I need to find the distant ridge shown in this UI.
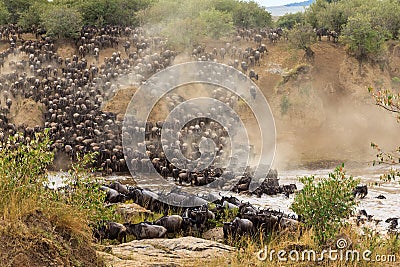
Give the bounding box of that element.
[284,0,314,7]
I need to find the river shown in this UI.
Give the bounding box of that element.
[49,164,399,234]
[266,6,307,17]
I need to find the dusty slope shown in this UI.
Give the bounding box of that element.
[106,39,399,169]
[64,37,400,170]
[252,41,400,169]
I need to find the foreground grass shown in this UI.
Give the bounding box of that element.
[0,132,112,266]
[199,225,399,267]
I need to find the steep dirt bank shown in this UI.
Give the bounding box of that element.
[97,40,398,170]
[104,39,400,170]
[251,41,400,170]
[0,210,100,267]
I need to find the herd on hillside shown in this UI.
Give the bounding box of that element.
[0,23,396,241]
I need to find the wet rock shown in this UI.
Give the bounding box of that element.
[99,236,235,267]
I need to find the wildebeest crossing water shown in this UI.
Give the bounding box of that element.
[48,164,400,236]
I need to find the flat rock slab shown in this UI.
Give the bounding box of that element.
[99,236,235,267]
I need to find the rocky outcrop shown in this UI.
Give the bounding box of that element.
[114,203,153,222]
[98,236,235,267]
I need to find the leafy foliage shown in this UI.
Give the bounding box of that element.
[198,9,234,39]
[291,165,359,245]
[342,13,390,61]
[0,1,10,24]
[1,0,44,24]
[0,131,53,218]
[0,130,117,231]
[276,12,305,30]
[231,0,272,29]
[79,0,152,27]
[40,5,83,38]
[288,23,316,51]
[142,0,271,47]
[55,152,118,227]
[369,87,400,181]
[17,1,46,30]
[288,23,316,61]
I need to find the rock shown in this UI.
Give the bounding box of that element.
[115,203,153,221]
[202,227,224,242]
[99,236,235,267]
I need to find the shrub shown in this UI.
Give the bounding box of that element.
[342,13,390,62]
[0,131,54,219]
[54,152,119,227]
[276,12,305,30]
[0,1,10,24]
[40,5,83,38]
[291,165,359,245]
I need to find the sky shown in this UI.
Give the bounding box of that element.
[255,0,300,7]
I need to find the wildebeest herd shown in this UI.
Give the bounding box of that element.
[94,180,299,243]
[1,23,396,243]
[0,24,339,178]
[0,24,176,174]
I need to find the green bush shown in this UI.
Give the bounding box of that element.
[0,131,53,219]
[0,1,10,24]
[291,165,359,245]
[54,152,119,227]
[0,130,117,228]
[40,5,83,38]
[276,12,305,30]
[288,22,316,61]
[342,13,390,61]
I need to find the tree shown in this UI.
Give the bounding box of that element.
[142,0,268,47]
[40,5,83,38]
[291,165,359,245]
[78,0,153,27]
[2,0,46,24]
[374,0,400,39]
[305,0,329,28]
[0,1,10,24]
[17,1,48,31]
[341,13,390,65]
[198,9,234,39]
[276,12,305,30]
[232,0,272,28]
[288,23,316,62]
[318,1,348,33]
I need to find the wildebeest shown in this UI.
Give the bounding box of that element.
[182,205,215,232]
[108,181,129,195]
[95,222,127,243]
[100,185,126,203]
[353,185,368,199]
[124,222,167,239]
[249,69,258,81]
[154,215,183,233]
[385,217,399,231]
[223,217,254,238]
